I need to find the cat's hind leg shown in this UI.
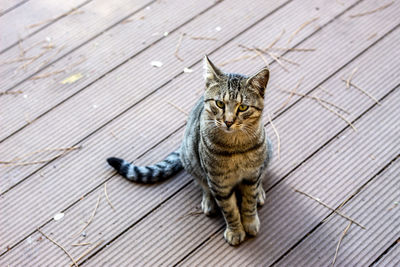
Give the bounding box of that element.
[201,188,217,216]
[257,182,266,206]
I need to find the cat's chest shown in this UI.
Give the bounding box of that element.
[200,141,266,179]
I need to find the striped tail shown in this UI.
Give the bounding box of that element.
[106,151,183,183]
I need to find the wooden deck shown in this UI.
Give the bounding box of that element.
[1,0,399,266]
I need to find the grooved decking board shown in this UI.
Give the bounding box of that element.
[0,0,220,142]
[85,27,400,265]
[1,0,398,264]
[377,242,400,266]
[0,0,298,192]
[0,0,294,255]
[0,0,223,188]
[0,0,362,261]
[180,85,400,266]
[0,0,172,91]
[0,0,90,52]
[2,5,398,264]
[0,0,28,16]
[277,158,400,266]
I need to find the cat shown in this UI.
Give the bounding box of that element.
[107,55,272,246]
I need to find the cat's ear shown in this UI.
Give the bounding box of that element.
[247,67,269,98]
[203,55,223,87]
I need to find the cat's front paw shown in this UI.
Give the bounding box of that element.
[242,214,260,236]
[223,227,246,246]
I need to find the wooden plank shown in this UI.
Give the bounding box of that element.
[86,22,400,265]
[0,0,221,188]
[0,0,292,256]
[0,0,91,52]
[180,86,400,266]
[277,158,400,266]
[377,242,400,266]
[0,0,28,16]
[0,0,295,192]
[1,0,398,264]
[0,0,173,91]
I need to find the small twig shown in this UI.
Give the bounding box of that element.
[36,44,66,71]
[293,189,365,229]
[287,17,319,44]
[266,29,286,50]
[71,242,92,247]
[336,0,345,6]
[0,90,23,96]
[18,38,25,57]
[69,240,104,267]
[275,77,304,113]
[268,113,280,160]
[266,51,289,72]
[30,70,66,80]
[346,67,358,89]
[190,36,217,41]
[367,33,377,41]
[1,146,82,164]
[174,33,185,62]
[32,55,86,80]
[167,101,189,115]
[26,8,84,28]
[176,210,203,221]
[315,96,357,131]
[253,48,270,67]
[104,182,116,211]
[272,53,300,66]
[341,78,381,105]
[0,57,36,65]
[26,18,55,29]
[18,50,49,70]
[278,89,350,114]
[218,54,257,67]
[37,228,78,267]
[72,193,101,239]
[318,85,333,96]
[332,222,352,266]
[349,1,394,18]
[268,47,316,52]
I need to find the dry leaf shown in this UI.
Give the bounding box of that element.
[61,73,83,84]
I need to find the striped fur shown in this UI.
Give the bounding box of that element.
[107,55,272,246]
[107,151,182,183]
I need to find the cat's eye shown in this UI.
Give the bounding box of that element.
[238,104,249,112]
[215,100,225,109]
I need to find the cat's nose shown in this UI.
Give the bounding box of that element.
[225,121,234,128]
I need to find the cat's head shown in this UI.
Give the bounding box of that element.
[202,55,269,133]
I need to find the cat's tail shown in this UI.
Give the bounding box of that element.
[106,151,183,183]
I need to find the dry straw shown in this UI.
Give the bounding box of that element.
[349,1,394,18]
[294,188,366,229]
[72,193,102,239]
[174,33,185,62]
[332,222,352,266]
[69,240,104,267]
[104,182,116,211]
[37,228,78,267]
[315,96,357,132]
[287,17,319,44]
[268,113,280,160]
[341,78,381,105]
[275,77,304,114]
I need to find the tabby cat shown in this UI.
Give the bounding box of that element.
[107,56,272,245]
